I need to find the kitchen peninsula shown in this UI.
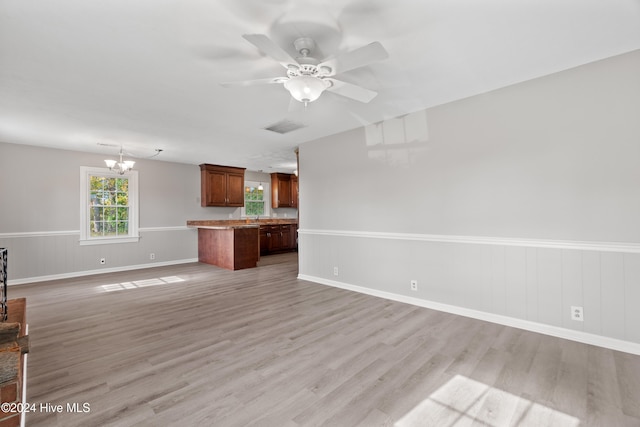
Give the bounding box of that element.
[187,219,297,270]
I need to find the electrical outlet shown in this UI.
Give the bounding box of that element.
[410,280,418,291]
[100,258,106,265]
[333,267,339,276]
[150,253,155,260]
[571,306,584,321]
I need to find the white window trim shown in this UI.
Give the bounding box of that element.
[79,166,140,245]
[241,180,271,218]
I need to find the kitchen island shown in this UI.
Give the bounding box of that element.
[187,219,297,270]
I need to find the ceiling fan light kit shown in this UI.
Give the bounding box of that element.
[284,74,331,105]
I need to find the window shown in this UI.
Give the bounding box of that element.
[242,181,269,217]
[80,167,139,245]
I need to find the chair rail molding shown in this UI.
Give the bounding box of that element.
[298,229,640,254]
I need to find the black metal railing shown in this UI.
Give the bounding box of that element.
[0,248,7,321]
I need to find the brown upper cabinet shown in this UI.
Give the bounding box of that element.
[291,176,298,208]
[271,173,298,208]
[200,164,246,207]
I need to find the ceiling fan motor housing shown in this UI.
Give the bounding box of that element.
[293,37,316,56]
[287,63,319,78]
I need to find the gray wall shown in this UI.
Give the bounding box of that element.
[0,142,296,282]
[298,49,640,350]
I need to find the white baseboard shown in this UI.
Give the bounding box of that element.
[9,258,199,286]
[298,274,640,356]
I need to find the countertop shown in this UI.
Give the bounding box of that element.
[187,218,297,229]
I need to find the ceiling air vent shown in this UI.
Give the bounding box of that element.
[263,119,306,134]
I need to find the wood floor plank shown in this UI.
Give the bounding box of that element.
[8,252,640,426]
[613,351,640,419]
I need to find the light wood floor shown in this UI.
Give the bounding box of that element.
[10,253,640,426]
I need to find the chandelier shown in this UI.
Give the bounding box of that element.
[104,148,135,175]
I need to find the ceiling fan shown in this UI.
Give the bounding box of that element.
[221,34,389,106]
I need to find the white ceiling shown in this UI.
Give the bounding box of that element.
[1,0,639,173]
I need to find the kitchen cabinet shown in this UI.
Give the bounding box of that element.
[259,226,270,255]
[271,173,298,208]
[200,164,245,207]
[189,219,297,264]
[259,223,298,256]
[281,224,292,249]
[291,176,298,208]
[195,226,259,270]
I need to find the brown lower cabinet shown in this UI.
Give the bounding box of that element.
[259,224,297,256]
[198,227,259,270]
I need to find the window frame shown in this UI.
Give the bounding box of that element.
[79,166,139,245]
[241,180,270,218]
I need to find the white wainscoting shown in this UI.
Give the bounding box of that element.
[0,227,198,284]
[298,229,640,355]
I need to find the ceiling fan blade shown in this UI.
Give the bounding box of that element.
[242,34,299,69]
[319,42,389,76]
[220,77,286,87]
[326,79,378,103]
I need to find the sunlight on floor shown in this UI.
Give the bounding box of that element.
[99,276,185,292]
[395,374,580,427]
